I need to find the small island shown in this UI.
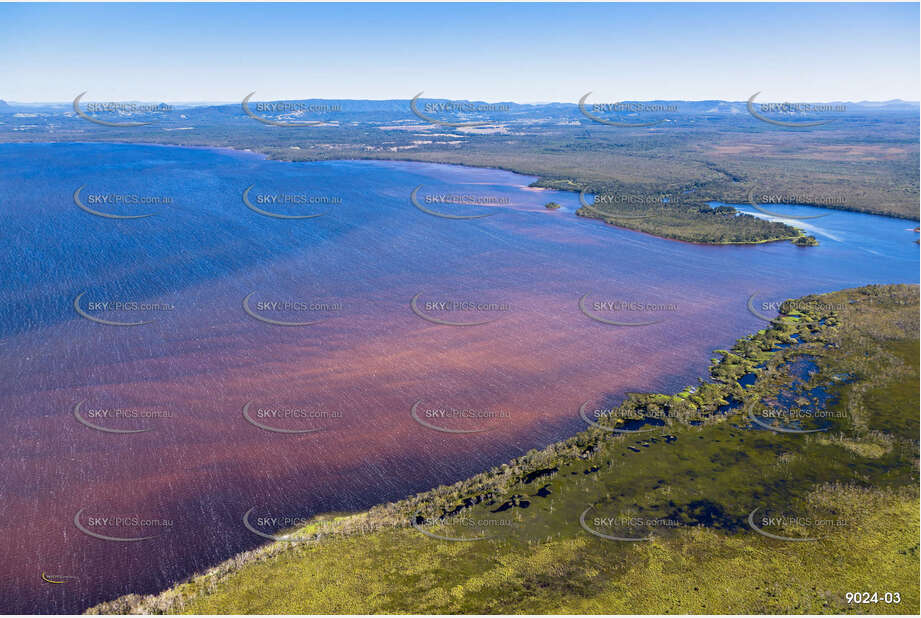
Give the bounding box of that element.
[544,201,561,210]
[793,234,820,246]
[573,189,810,246]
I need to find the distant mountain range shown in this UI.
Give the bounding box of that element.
[1,98,918,114]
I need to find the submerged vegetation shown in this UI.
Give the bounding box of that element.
[90,285,920,615]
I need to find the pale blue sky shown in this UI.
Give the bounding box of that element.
[1,2,918,102]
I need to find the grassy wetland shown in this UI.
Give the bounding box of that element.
[89,284,920,615]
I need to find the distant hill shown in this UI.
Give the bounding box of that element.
[851,99,920,111]
[1,97,917,115]
[0,101,72,113]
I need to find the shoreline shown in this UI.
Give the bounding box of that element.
[3,140,812,245]
[573,210,808,247]
[87,284,921,614]
[4,134,907,611]
[5,138,917,224]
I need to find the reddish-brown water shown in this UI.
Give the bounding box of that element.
[0,144,916,612]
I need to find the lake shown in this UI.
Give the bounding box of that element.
[0,143,917,613]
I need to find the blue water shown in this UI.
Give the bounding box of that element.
[0,142,917,613]
[718,199,919,268]
[0,144,916,342]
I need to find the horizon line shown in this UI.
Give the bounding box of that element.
[5,97,920,106]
